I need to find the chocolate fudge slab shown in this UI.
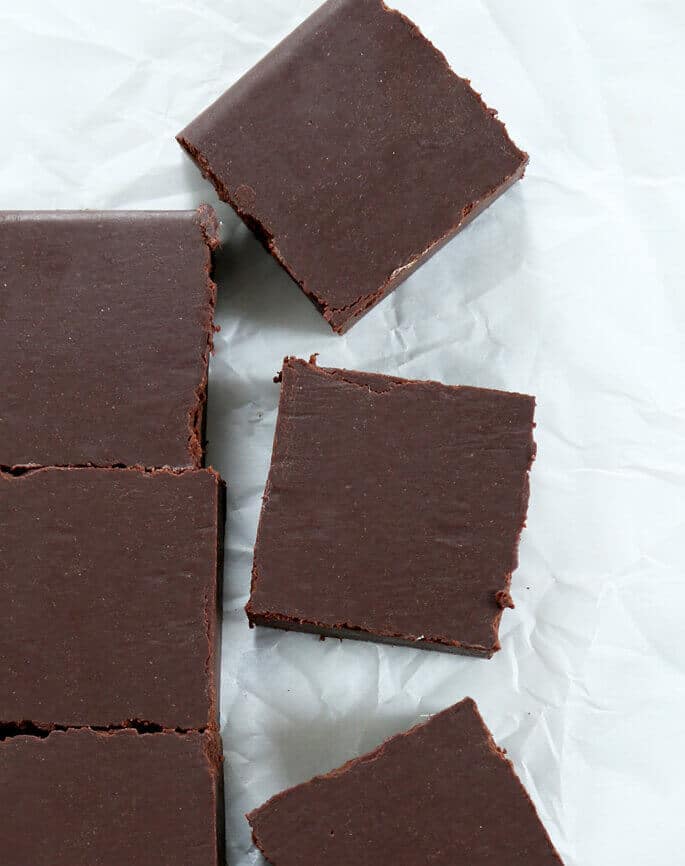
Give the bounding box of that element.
[0,207,219,470]
[0,729,224,866]
[247,358,535,657]
[177,0,528,333]
[0,467,225,730]
[248,699,564,865]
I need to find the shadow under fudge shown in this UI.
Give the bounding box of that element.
[211,222,335,338]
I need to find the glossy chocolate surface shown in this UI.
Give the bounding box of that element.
[248,358,535,656]
[0,467,224,730]
[178,0,527,332]
[249,699,564,865]
[0,729,224,866]
[0,207,218,469]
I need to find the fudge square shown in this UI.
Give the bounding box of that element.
[177,0,527,333]
[248,698,564,866]
[247,358,536,656]
[0,207,219,470]
[0,729,224,866]
[0,467,225,731]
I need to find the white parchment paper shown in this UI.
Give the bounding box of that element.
[2,2,684,864]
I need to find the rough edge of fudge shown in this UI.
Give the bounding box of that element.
[177,1,528,334]
[189,204,221,467]
[210,471,227,731]
[246,614,501,658]
[202,464,226,732]
[0,727,226,866]
[203,727,227,866]
[246,356,536,658]
[0,465,226,737]
[247,698,564,866]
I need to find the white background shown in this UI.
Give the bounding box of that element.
[2,1,684,864]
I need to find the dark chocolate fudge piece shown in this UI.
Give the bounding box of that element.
[0,207,219,469]
[0,467,225,730]
[247,358,535,656]
[0,728,224,866]
[178,0,527,333]
[248,698,564,866]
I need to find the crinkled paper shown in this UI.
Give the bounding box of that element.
[2,2,684,864]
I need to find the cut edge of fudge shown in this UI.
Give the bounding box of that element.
[202,464,227,733]
[0,464,226,736]
[0,724,225,758]
[246,356,536,658]
[177,0,528,334]
[247,698,564,866]
[187,203,221,468]
[245,612,505,658]
[209,466,227,732]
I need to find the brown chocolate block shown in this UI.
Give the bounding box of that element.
[177,0,528,333]
[247,358,536,657]
[0,728,224,866]
[0,207,219,470]
[248,698,564,866]
[0,467,225,731]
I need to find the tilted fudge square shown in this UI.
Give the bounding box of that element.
[178,0,527,333]
[247,357,536,656]
[0,466,225,731]
[0,206,219,469]
[248,698,564,865]
[0,729,224,866]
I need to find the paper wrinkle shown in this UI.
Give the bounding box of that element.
[2,0,684,864]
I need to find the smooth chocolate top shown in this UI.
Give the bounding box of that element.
[0,729,223,866]
[0,467,224,730]
[249,698,564,865]
[0,207,218,469]
[178,0,527,332]
[248,358,535,655]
